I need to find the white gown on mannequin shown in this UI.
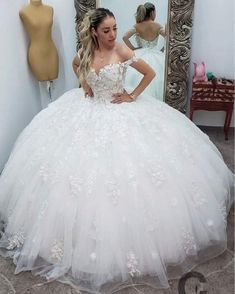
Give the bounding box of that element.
[0,56,234,292]
[125,35,165,100]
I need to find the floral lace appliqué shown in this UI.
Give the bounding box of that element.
[191,181,208,208]
[182,230,197,255]
[126,251,141,277]
[7,231,25,250]
[50,240,64,262]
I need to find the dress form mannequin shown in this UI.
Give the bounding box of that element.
[19,0,59,103]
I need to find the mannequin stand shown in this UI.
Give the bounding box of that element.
[39,80,55,109]
[46,80,54,102]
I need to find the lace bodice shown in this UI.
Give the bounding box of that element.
[86,56,138,102]
[135,35,159,49]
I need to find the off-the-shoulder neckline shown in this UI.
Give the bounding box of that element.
[90,56,137,76]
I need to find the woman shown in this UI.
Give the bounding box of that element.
[0,7,233,292]
[123,2,166,100]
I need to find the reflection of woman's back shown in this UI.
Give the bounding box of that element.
[123,3,166,100]
[19,1,59,81]
[135,22,162,48]
[136,20,162,41]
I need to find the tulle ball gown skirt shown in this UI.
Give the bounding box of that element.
[0,87,234,291]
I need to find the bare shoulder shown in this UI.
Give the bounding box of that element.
[115,43,134,62]
[153,22,163,30]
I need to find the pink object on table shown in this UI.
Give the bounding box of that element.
[193,62,208,82]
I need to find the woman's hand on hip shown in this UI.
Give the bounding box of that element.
[111,90,135,104]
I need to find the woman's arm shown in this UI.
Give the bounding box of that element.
[159,24,166,38]
[122,28,139,50]
[128,59,156,99]
[111,46,155,104]
[72,54,93,96]
[72,55,80,76]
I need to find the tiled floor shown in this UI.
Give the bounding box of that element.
[0,126,234,294]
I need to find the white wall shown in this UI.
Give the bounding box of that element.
[189,0,234,126]
[0,1,78,171]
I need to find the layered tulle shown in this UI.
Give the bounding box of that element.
[0,59,234,292]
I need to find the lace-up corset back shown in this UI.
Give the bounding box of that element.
[135,35,159,49]
[86,56,137,102]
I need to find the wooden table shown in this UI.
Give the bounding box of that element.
[190,79,235,140]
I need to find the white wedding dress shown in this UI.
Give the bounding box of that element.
[125,35,165,100]
[0,56,234,292]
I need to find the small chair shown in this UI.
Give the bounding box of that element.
[190,79,235,140]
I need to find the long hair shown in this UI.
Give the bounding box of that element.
[135,2,155,23]
[78,8,115,83]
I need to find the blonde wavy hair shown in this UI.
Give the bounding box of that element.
[136,2,155,23]
[78,8,115,83]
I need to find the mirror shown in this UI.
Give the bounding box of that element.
[74,0,195,113]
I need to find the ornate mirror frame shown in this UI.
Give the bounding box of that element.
[74,0,195,113]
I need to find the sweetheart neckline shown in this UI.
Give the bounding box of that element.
[89,55,138,76]
[91,61,123,76]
